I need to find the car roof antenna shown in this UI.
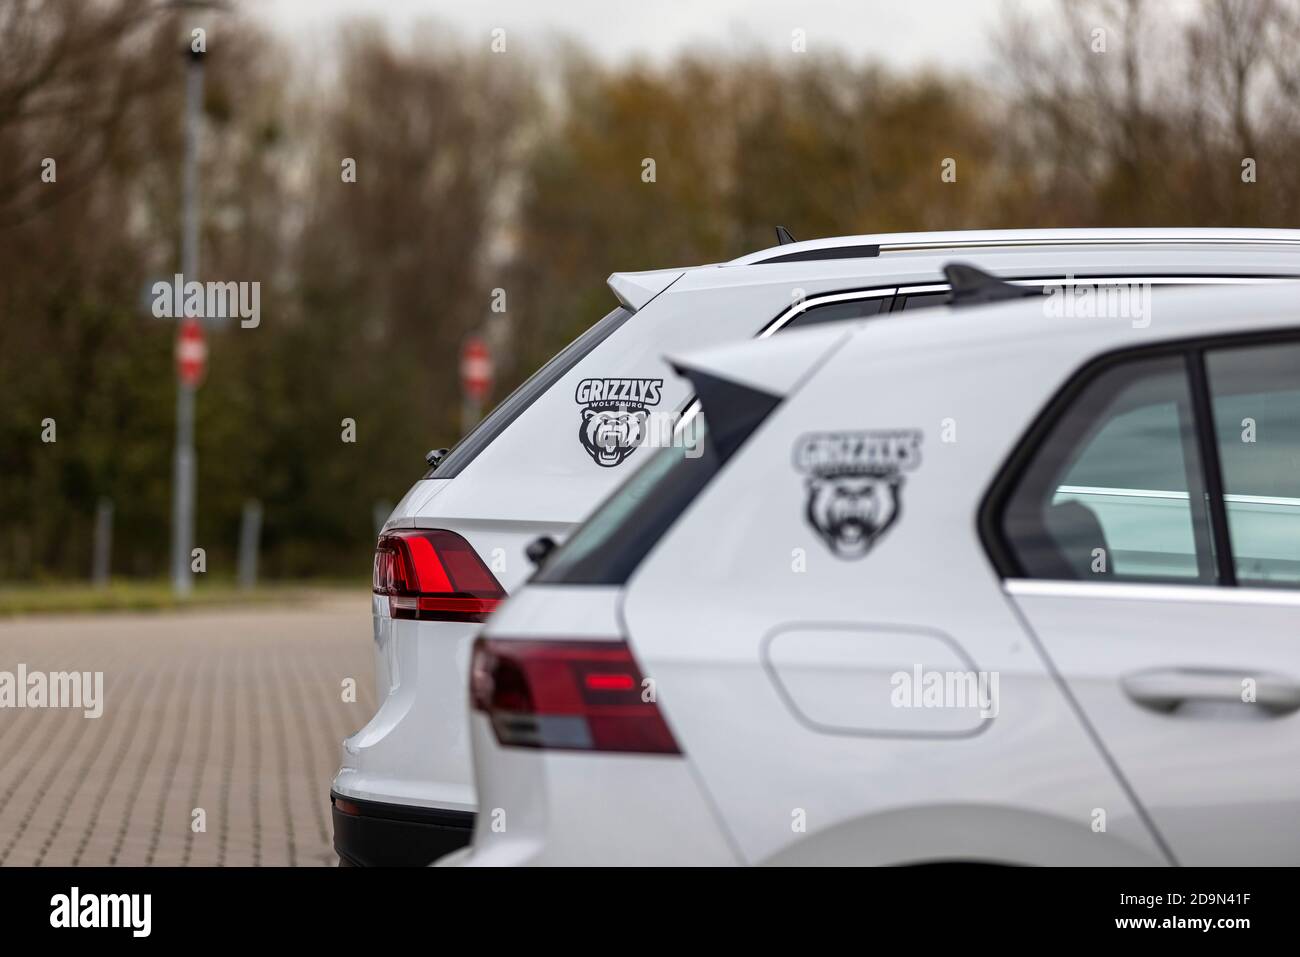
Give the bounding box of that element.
[943,263,1043,307]
[775,226,796,245]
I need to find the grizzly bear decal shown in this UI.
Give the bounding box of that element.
[575,377,663,467]
[793,430,923,559]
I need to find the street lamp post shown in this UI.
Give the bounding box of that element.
[170,38,203,596]
[167,0,227,596]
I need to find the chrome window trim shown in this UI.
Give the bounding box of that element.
[673,396,702,437]
[1016,276,1292,286]
[1058,484,1300,508]
[1005,578,1300,606]
[1057,485,1189,501]
[758,274,1296,339]
[758,287,898,339]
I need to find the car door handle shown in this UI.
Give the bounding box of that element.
[1121,668,1300,716]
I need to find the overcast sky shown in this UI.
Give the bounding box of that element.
[251,0,1021,73]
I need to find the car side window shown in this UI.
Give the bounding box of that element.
[1207,342,1300,586]
[898,291,950,310]
[781,296,887,331]
[1001,355,1219,583]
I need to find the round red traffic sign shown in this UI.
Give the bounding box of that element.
[460,335,493,401]
[176,317,207,388]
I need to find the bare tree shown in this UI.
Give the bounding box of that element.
[0,0,173,228]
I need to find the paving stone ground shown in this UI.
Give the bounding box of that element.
[0,593,375,867]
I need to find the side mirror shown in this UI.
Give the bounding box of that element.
[424,448,449,471]
[525,535,557,567]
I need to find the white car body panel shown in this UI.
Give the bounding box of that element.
[1008,582,1300,865]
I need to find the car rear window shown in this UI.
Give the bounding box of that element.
[430,306,634,478]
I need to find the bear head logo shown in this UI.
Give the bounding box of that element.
[804,470,902,559]
[574,377,663,467]
[793,430,922,560]
[580,407,650,467]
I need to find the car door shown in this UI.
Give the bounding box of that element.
[993,337,1300,865]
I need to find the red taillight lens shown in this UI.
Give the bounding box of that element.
[470,638,681,754]
[373,530,505,623]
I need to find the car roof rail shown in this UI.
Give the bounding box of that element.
[943,263,1044,307]
[754,243,882,265]
[731,227,1300,267]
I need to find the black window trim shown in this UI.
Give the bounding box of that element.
[1175,362,1216,583]
[1186,351,1237,586]
[978,327,1300,588]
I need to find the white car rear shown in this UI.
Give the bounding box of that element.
[333,228,1300,865]
[458,277,1300,866]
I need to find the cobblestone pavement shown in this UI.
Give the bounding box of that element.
[0,593,375,866]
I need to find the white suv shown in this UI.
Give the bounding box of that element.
[457,278,1300,866]
[332,229,1300,865]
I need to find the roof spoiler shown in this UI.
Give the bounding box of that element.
[668,362,782,461]
[606,269,683,312]
[667,324,851,458]
[943,263,1043,307]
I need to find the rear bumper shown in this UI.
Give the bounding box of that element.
[332,611,480,825]
[331,791,474,867]
[461,714,741,866]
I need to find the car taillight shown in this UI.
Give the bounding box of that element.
[372,530,505,623]
[470,638,681,754]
